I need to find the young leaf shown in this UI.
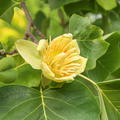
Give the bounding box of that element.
[69,14,109,70]
[96,0,117,10]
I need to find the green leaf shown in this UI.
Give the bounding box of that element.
[103,5,120,33]
[34,11,49,35]
[0,0,19,23]
[13,64,41,87]
[112,68,120,79]
[0,55,41,87]
[0,56,15,71]
[0,69,17,83]
[98,79,120,119]
[48,0,80,9]
[0,5,15,23]
[88,32,120,82]
[0,56,20,83]
[0,81,100,120]
[96,0,117,10]
[77,74,120,120]
[69,14,109,70]
[64,0,95,16]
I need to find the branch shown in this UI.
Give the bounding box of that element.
[0,50,17,56]
[20,2,45,39]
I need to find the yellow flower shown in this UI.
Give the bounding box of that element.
[16,33,87,82]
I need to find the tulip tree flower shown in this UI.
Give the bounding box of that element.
[16,33,87,83]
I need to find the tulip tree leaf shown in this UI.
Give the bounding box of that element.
[98,79,120,119]
[88,32,120,82]
[0,81,100,120]
[69,14,109,70]
[96,0,117,10]
[76,75,120,120]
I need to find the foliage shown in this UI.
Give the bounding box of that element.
[0,0,120,120]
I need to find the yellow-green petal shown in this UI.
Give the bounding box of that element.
[37,39,48,58]
[77,56,88,73]
[53,75,74,82]
[41,62,55,79]
[16,40,41,69]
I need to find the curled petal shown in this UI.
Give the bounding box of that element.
[53,75,74,82]
[41,62,55,80]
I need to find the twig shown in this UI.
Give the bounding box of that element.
[0,50,17,56]
[26,32,38,43]
[20,2,45,39]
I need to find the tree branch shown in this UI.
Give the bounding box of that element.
[20,2,45,39]
[0,50,17,56]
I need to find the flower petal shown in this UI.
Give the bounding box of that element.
[53,75,74,82]
[37,39,48,58]
[63,39,80,54]
[41,62,55,80]
[76,56,88,73]
[46,33,73,57]
[16,40,41,69]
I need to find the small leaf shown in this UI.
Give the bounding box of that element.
[0,56,15,71]
[0,69,17,83]
[96,0,117,10]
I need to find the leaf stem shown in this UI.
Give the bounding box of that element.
[40,87,48,120]
[0,50,17,56]
[78,74,97,86]
[78,74,108,119]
